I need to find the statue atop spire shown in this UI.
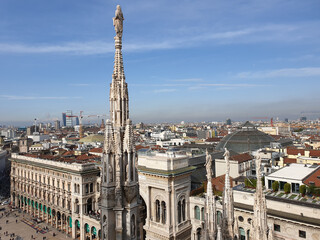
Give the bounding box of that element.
[205,149,213,182]
[113,5,124,38]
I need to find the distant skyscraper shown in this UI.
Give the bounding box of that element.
[226,118,232,125]
[55,120,60,130]
[75,116,79,125]
[66,110,73,127]
[300,116,307,122]
[284,118,289,123]
[62,113,66,127]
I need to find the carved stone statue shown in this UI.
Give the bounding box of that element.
[113,5,124,38]
[224,148,230,171]
[205,149,213,181]
[131,216,136,236]
[108,164,113,182]
[126,163,130,182]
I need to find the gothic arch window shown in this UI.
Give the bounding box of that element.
[161,201,166,224]
[217,211,222,225]
[177,196,186,223]
[182,198,186,221]
[196,228,202,240]
[194,206,200,220]
[130,214,136,237]
[239,227,245,240]
[155,200,160,222]
[178,201,182,223]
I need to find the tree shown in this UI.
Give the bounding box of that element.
[272,181,279,192]
[307,185,315,195]
[284,183,291,194]
[244,178,250,188]
[299,185,307,196]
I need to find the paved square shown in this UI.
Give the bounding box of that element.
[0,206,72,240]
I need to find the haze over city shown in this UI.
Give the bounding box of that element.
[0,0,320,125]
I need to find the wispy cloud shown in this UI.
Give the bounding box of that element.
[170,78,203,82]
[153,88,177,93]
[69,83,92,87]
[0,23,310,55]
[199,83,270,87]
[237,67,320,78]
[0,95,82,100]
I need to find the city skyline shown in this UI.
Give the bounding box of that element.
[0,0,320,125]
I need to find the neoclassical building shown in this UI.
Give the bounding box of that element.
[10,153,101,239]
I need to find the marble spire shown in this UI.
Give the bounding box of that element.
[222,148,235,240]
[110,5,128,128]
[205,149,217,240]
[100,5,140,240]
[251,150,272,240]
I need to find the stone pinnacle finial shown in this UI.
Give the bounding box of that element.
[113,5,124,38]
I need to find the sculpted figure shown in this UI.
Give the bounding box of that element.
[224,148,230,171]
[108,164,113,182]
[126,163,130,182]
[205,149,213,181]
[113,5,124,37]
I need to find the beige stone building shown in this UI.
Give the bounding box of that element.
[215,153,253,179]
[10,153,101,240]
[138,152,195,239]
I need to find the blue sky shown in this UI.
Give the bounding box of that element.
[0,0,320,125]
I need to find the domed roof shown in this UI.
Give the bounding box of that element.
[216,121,275,153]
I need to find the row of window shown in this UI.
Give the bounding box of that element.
[273,224,306,239]
[155,200,166,224]
[154,197,186,225]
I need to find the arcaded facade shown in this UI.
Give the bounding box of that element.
[10,153,101,240]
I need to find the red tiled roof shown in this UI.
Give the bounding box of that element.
[309,150,320,157]
[283,157,297,164]
[76,154,97,161]
[303,168,320,187]
[89,148,103,153]
[135,145,149,151]
[305,143,312,149]
[230,153,252,163]
[205,137,221,143]
[287,147,305,155]
[62,150,74,156]
[212,174,233,192]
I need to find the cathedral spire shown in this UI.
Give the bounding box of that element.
[251,150,272,240]
[100,6,140,240]
[205,149,217,239]
[222,148,235,240]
